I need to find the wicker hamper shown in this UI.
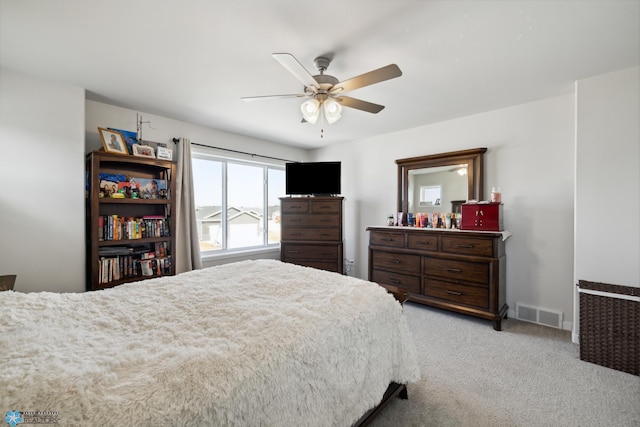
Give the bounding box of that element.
[578,280,639,376]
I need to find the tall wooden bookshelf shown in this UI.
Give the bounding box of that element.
[86,151,177,291]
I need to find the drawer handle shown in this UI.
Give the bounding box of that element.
[417,241,431,245]
[287,250,300,254]
[320,233,331,236]
[457,244,474,248]
[389,279,401,284]
[320,219,331,222]
[446,268,462,273]
[445,290,462,296]
[393,260,402,264]
[380,237,392,241]
[321,252,333,255]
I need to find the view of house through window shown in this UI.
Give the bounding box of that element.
[192,152,285,254]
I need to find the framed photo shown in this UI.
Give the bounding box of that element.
[157,147,173,161]
[98,127,128,155]
[129,177,167,199]
[108,128,138,154]
[132,144,155,158]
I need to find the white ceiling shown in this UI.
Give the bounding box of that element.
[1,1,638,149]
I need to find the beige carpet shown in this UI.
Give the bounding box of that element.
[370,302,640,427]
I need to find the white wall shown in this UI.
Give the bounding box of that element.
[312,94,576,328]
[575,66,640,287]
[85,100,309,269]
[0,67,85,292]
[573,66,640,340]
[85,100,308,164]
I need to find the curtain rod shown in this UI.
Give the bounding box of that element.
[173,138,296,163]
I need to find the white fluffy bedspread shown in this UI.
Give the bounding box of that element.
[1,260,419,426]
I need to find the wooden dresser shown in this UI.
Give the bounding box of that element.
[280,197,344,274]
[367,226,508,330]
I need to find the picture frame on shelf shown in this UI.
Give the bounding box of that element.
[108,128,138,154]
[156,146,173,161]
[98,127,128,155]
[132,144,155,158]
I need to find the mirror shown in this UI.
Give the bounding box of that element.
[396,148,486,223]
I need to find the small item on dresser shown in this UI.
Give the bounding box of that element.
[431,213,439,228]
[387,215,395,226]
[445,213,452,229]
[460,202,504,231]
[407,213,414,227]
[398,212,404,226]
[491,187,502,203]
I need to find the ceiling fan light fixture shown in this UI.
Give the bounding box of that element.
[301,99,320,124]
[323,99,342,124]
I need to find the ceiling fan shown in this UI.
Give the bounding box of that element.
[241,53,402,125]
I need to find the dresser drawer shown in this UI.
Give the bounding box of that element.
[423,278,488,309]
[407,234,438,252]
[281,199,309,213]
[282,214,340,228]
[424,257,489,285]
[310,200,341,213]
[441,236,493,257]
[282,243,339,260]
[371,269,420,293]
[370,231,405,248]
[287,260,340,272]
[371,251,421,275]
[281,228,341,241]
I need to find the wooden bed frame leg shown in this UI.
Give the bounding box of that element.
[353,383,408,426]
[399,385,408,400]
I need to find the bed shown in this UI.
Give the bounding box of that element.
[1,260,420,426]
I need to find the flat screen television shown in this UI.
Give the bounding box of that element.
[285,161,341,196]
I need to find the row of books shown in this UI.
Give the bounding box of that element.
[99,215,170,241]
[98,255,172,284]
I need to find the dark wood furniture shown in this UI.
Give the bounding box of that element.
[280,196,344,274]
[86,151,176,291]
[367,226,508,330]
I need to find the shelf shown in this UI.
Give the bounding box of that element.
[98,198,171,205]
[99,236,171,246]
[97,274,169,289]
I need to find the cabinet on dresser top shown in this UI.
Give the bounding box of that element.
[367,226,508,330]
[280,197,344,274]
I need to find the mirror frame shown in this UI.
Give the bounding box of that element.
[396,148,486,222]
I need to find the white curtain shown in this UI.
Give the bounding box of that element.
[175,137,202,273]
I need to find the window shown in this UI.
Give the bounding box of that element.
[419,185,441,206]
[192,151,285,255]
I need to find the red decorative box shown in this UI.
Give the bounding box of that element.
[461,203,503,231]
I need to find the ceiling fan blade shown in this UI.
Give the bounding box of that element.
[241,94,307,102]
[330,64,402,94]
[336,96,385,114]
[272,53,319,89]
